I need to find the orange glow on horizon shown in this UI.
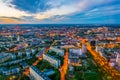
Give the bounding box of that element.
[0,17,24,24]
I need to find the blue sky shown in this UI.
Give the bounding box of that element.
[0,0,120,24]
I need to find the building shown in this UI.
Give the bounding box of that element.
[0,68,7,74]
[96,46,103,56]
[31,49,36,54]
[0,53,11,63]
[2,67,20,76]
[49,47,64,56]
[36,48,45,58]
[26,50,31,57]
[69,48,83,56]
[17,35,20,42]
[30,66,51,80]
[116,53,120,67]
[18,52,23,57]
[10,54,16,60]
[69,49,82,66]
[43,54,61,68]
[82,44,87,53]
[44,69,55,76]
[21,62,29,69]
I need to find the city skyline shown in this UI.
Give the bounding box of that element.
[0,0,120,24]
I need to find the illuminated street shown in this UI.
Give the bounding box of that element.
[0,0,120,79]
[0,25,120,80]
[86,43,120,80]
[60,48,69,80]
[18,41,57,79]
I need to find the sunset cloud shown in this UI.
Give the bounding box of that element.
[0,0,120,24]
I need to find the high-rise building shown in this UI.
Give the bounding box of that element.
[17,35,20,42]
[116,53,120,67]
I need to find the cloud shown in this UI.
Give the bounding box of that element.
[0,16,25,24]
[83,4,120,19]
[0,0,120,24]
[0,0,30,18]
[35,4,78,19]
[35,0,118,20]
[10,0,52,13]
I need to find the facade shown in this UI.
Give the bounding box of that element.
[2,67,20,76]
[31,49,36,54]
[50,47,64,56]
[69,49,82,66]
[44,69,55,76]
[0,53,11,63]
[26,51,31,57]
[43,54,61,68]
[82,44,87,53]
[18,52,23,57]
[36,48,45,58]
[96,46,103,56]
[10,54,16,60]
[69,48,83,56]
[30,66,51,80]
[116,53,120,67]
[17,35,20,42]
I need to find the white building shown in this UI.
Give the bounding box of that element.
[69,48,83,56]
[30,66,51,80]
[82,44,87,53]
[43,54,61,68]
[49,47,64,56]
[96,46,103,56]
[17,35,20,42]
[69,48,83,66]
[116,53,120,67]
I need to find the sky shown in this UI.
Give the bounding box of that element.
[0,0,120,24]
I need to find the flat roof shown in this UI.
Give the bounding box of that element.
[30,66,51,80]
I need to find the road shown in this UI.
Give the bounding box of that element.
[86,43,120,80]
[60,48,69,80]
